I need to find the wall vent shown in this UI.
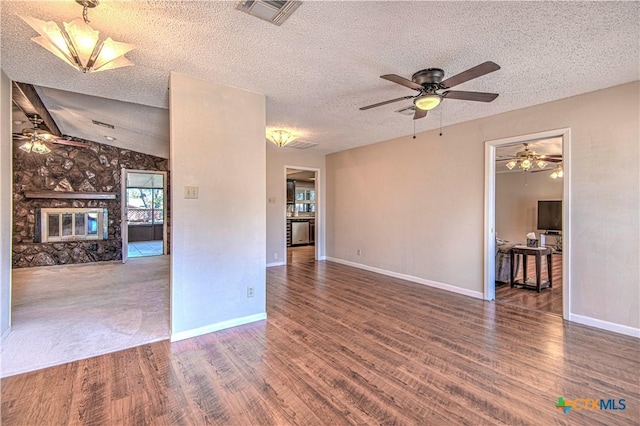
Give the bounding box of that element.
[284,140,317,150]
[236,0,301,26]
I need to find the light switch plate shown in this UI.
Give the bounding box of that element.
[184,186,198,199]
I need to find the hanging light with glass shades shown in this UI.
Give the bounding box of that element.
[20,0,135,73]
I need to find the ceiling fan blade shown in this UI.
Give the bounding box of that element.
[440,61,500,89]
[443,90,499,102]
[541,154,563,158]
[380,74,423,91]
[12,134,29,140]
[360,95,415,110]
[496,157,518,162]
[413,108,427,120]
[543,158,563,163]
[51,139,90,148]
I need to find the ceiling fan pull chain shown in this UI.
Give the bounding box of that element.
[439,103,443,136]
[413,120,416,139]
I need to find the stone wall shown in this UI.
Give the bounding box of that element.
[13,138,169,268]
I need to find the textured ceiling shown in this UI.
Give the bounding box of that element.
[1,1,639,156]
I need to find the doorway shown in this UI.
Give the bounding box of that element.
[484,129,571,320]
[285,167,318,265]
[121,170,167,262]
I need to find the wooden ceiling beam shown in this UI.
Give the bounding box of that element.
[12,81,61,137]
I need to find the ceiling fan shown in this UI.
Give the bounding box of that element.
[497,143,563,172]
[360,61,501,120]
[13,114,88,153]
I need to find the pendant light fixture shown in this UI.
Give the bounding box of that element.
[20,0,135,73]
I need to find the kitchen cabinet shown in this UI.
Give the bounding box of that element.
[286,220,292,247]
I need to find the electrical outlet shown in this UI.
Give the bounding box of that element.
[247,286,255,298]
[356,249,361,256]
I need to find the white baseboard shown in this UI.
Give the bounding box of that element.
[569,313,640,338]
[266,261,286,268]
[318,255,326,261]
[170,312,267,342]
[325,257,484,300]
[1,326,11,343]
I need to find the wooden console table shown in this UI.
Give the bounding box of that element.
[510,245,553,293]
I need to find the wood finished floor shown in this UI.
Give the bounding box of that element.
[2,260,639,425]
[287,244,315,264]
[496,253,563,315]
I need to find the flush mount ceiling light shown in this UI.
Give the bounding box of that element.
[20,0,135,73]
[267,129,297,148]
[414,93,442,111]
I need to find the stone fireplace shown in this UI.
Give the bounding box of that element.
[13,136,169,268]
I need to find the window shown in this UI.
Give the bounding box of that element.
[37,208,107,242]
[126,188,164,225]
[295,184,315,213]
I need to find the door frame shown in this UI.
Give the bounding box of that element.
[284,165,321,263]
[121,169,168,263]
[483,128,571,320]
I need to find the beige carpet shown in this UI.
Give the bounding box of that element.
[1,256,170,378]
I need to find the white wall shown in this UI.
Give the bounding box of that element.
[495,171,563,243]
[0,70,11,341]
[326,81,639,331]
[266,147,326,265]
[169,72,266,341]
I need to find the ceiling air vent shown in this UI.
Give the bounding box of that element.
[284,140,317,150]
[396,106,416,116]
[236,0,301,26]
[91,119,115,129]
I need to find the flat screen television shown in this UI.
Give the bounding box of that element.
[537,200,562,232]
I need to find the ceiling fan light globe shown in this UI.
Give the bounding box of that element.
[19,141,34,153]
[557,169,564,178]
[550,171,558,179]
[520,158,532,170]
[31,141,51,155]
[505,160,517,170]
[414,94,442,111]
[537,160,547,169]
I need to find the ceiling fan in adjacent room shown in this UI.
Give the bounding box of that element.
[13,114,88,154]
[497,143,563,173]
[360,61,501,120]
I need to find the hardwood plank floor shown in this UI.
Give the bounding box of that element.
[2,260,638,425]
[496,253,563,315]
[287,244,315,264]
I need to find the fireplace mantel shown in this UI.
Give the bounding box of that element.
[24,191,116,200]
